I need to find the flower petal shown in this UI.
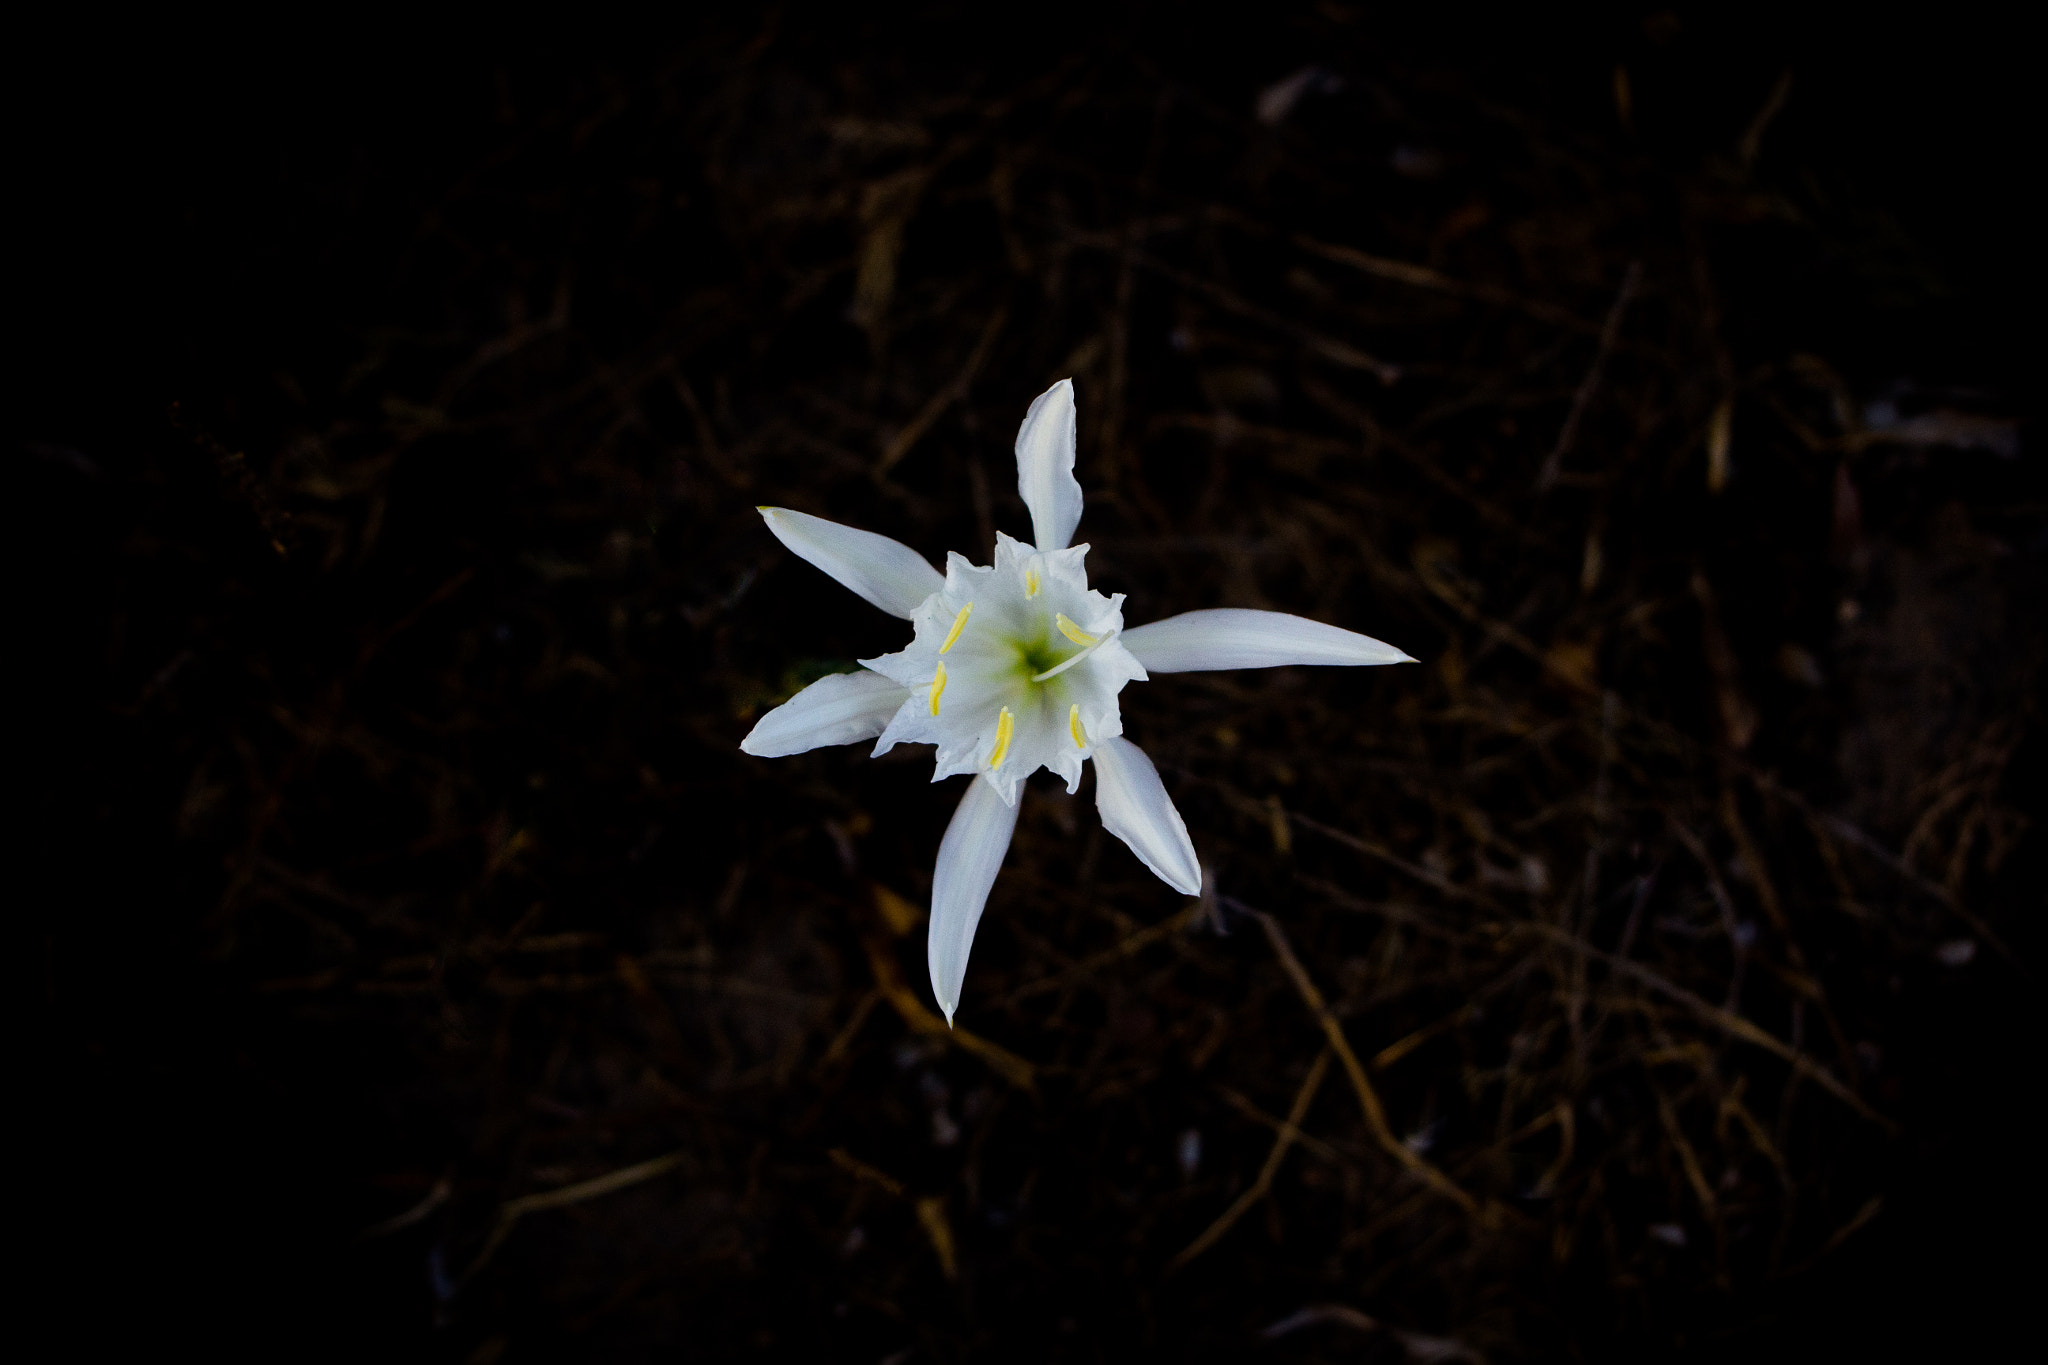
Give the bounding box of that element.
[739,669,910,757]
[1121,608,1415,673]
[1015,379,1083,553]
[758,506,944,618]
[929,776,1021,1024]
[1092,736,1202,895]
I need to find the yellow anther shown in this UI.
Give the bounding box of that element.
[929,661,947,716]
[939,602,973,654]
[988,706,1014,768]
[1055,612,1099,646]
[1069,703,1087,750]
[1025,566,1041,598]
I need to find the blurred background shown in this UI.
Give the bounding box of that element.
[14,6,2040,1360]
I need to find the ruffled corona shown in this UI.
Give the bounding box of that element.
[862,533,1146,806]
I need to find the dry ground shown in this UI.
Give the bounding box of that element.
[19,9,2040,1361]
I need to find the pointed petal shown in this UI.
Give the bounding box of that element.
[1015,379,1083,552]
[740,669,911,757]
[1121,608,1415,673]
[1092,736,1202,895]
[928,776,1021,1024]
[758,507,944,618]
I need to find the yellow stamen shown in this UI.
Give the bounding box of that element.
[988,706,1014,768]
[1055,612,1098,646]
[1025,566,1041,598]
[1069,704,1087,749]
[939,602,973,653]
[929,661,947,716]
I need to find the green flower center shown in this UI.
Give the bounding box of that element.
[1013,631,1071,682]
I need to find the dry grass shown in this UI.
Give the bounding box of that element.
[48,13,2037,1360]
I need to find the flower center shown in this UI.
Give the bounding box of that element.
[1015,634,1066,679]
[1010,611,1103,683]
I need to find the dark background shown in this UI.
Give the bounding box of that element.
[14,6,2038,1360]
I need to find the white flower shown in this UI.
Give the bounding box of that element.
[741,380,1414,1022]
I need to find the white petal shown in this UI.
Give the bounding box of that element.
[758,507,944,618]
[739,669,910,757]
[928,776,1021,1024]
[1015,379,1084,553]
[1092,736,1202,895]
[1121,608,1415,673]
